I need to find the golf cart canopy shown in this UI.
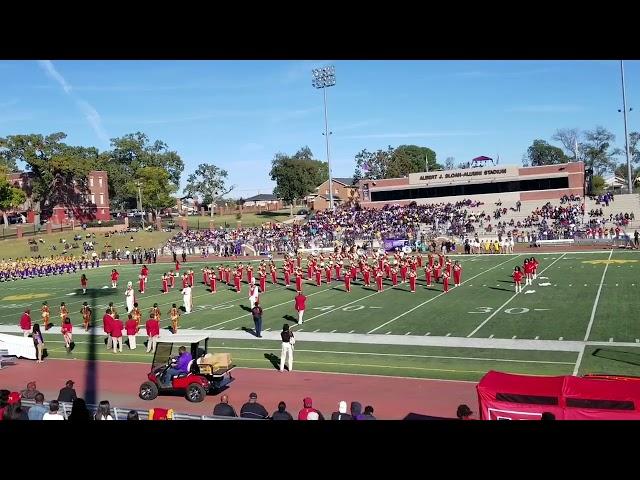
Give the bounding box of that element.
[151,335,210,371]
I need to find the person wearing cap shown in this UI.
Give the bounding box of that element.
[331,401,353,420]
[57,380,78,403]
[240,392,269,419]
[456,404,474,420]
[19,308,32,336]
[212,395,237,418]
[27,392,47,420]
[20,381,41,400]
[3,393,29,420]
[271,401,293,420]
[279,324,294,372]
[298,397,324,420]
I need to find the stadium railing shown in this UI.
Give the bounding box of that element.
[19,398,260,420]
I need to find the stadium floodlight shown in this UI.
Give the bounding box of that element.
[620,60,633,194]
[312,65,336,210]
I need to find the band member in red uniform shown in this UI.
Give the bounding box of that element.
[111,269,119,288]
[408,270,417,293]
[512,266,523,293]
[169,270,176,288]
[390,267,398,286]
[203,267,209,286]
[325,264,332,284]
[260,270,267,293]
[270,264,278,284]
[344,272,352,292]
[363,265,371,287]
[428,253,434,268]
[188,269,195,288]
[80,274,88,294]
[523,259,531,286]
[453,261,462,287]
[442,270,450,293]
[224,266,231,284]
[210,273,217,293]
[138,274,145,294]
[141,265,149,284]
[400,263,408,283]
[434,262,442,283]
[445,258,452,277]
[295,269,303,292]
[375,269,384,292]
[335,261,342,280]
[297,253,302,268]
[349,264,358,282]
[234,269,242,293]
[81,302,92,331]
[247,264,254,285]
[424,264,433,287]
[182,273,189,289]
[175,260,180,271]
[162,273,169,294]
[295,290,306,324]
[313,266,321,286]
[416,254,423,268]
[530,257,539,280]
[438,253,445,269]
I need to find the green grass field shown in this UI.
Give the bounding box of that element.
[182,210,292,228]
[1,250,639,381]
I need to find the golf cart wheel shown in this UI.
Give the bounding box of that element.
[186,383,206,403]
[139,381,158,401]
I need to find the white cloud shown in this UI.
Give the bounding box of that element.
[38,60,72,93]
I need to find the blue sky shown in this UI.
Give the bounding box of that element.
[1,60,638,197]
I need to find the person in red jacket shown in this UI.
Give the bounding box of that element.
[294,291,306,324]
[408,270,417,293]
[314,267,321,286]
[442,270,450,293]
[453,261,462,287]
[210,273,217,294]
[141,265,149,285]
[424,265,433,288]
[298,397,324,420]
[363,266,371,287]
[20,309,32,336]
[259,270,267,293]
[103,309,114,350]
[125,313,138,350]
[344,271,352,293]
[61,317,73,353]
[390,267,398,286]
[375,269,384,292]
[234,270,242,293]
[295,269,303,292]
[111,314,124,353]
[138,274,145,294]
[512,266,523,293]
[145,314,160,353]
[270,264,277,284]
[169,270,176,288]
[110,269,119,288]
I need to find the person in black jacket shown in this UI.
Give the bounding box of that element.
[271,401,293,420]
[57,380,77,403]
[213,395,237,417]
[331,401,353,420]
[68,398,92,421]
[240,392,268,419]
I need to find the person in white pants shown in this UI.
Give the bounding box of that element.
[249,284,260,309]
[279,324,294,372]
[182,285,192,314]
[125,282,135,313]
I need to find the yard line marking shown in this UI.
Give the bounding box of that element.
[369,306,382,309]
[264,328,271,332]
[203,286,333,329]
[330,329,336,333]
[489,334,494,339]
[405,332,411,335]
[445,333,451,337]
[368,255,519,334]
[425,332,430,336]
[573,345,586,375]
[582,250,613,342]
[348,330,354,333]
[385,331,391,335]
[534,308,550,311]
[559,337,563,341]
[65,292,76,296]
[467,253,566,337]
[313,329,320,333]
[297,328,304,331]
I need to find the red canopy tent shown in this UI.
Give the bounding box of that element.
[477,371,640,420]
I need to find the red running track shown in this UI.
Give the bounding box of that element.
[0,358,477,419]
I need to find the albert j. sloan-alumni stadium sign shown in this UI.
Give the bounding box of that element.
[408,166,519,186]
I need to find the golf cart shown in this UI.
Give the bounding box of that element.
[139,335,235,403]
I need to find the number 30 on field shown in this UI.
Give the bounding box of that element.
[468,306,530,315]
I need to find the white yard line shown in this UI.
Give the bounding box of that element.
[467,253,566,338]
[582,249,614,342]
[572,345,586,375]
[367,255,520,334]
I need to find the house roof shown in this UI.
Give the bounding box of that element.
[245,194,278,202]
[332,177,356,186]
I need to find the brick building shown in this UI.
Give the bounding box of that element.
[307,177,359,211]
[6,170,111,223]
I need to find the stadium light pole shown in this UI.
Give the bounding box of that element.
[620,60,633,194]
[312,65,336,211]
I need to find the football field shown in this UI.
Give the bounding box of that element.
[1,250,639,381]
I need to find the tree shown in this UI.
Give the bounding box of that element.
[184,164,235,217]
[629,131,640,164]
[129,167,177,219]
[353,147,393,181]
[392,145,440,174]
[0,133,95,217]
[270,147,328,215]
[591,175,606,195]
[102,132,185,210]
[523,139,571,167]
[0,168,27,226]
[552,128,581,161]
[444,157,455,170]
[354,145,441,181]
[581,126,621,176]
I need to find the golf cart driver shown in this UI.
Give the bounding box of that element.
[162,346,192,386]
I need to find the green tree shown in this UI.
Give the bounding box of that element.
[354,145,441,180]
[522,139,571,167]
[0,168,27,226]
[581,126,621,175]
[591,174,606,194]
[184,163,235,217]
[103,132,185,209]
[129,167,177,219]
[0,133,95,216]
[270,147,328,215]
[392,145,440,174]
[629,131,640,164]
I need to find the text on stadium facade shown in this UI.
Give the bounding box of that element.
[408,166,518,186]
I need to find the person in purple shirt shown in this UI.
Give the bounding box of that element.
[161,346,192,385]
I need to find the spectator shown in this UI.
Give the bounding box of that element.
[43,400,65,420]
[350,401,363,420]
[331,401,353,420]
[541,412,556,421]
[20,381,41,400]
[27,393,48,420]
[127,410,139,420]
[456,404,474,420]
[94,400,114,420]
[213,394,237,417]
[298,397,324,420]
[68,398,92,421]
[0,389,9,420]
[32,323,45,363]
[251,301,263,338]
[3,392,28,420]
[359,405,376,420]
[58,380,78,403]
[240,392,269,419]
[271,401,293,420]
